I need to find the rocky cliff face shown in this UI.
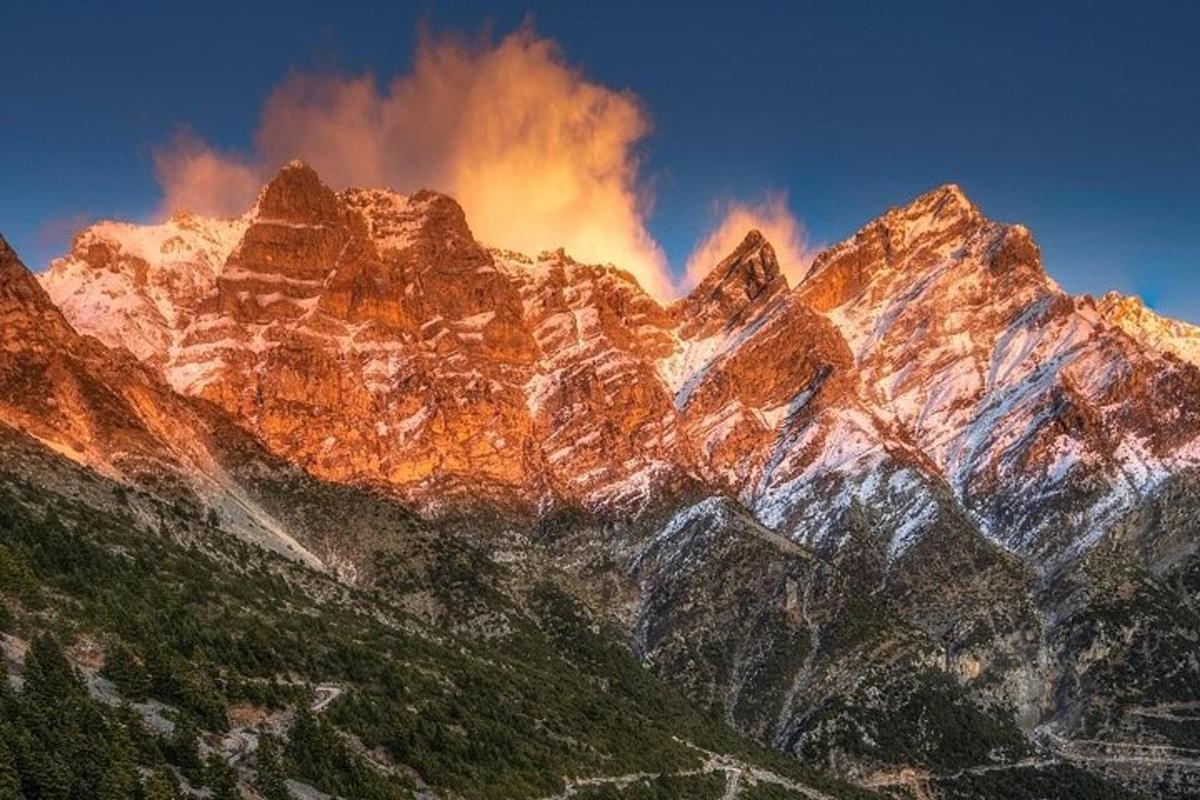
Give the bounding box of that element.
[1,233,374,571]
[41,167,1200,563]
[797,184,1200,561]
[1098,290,1200,367]
[1,233,216,484]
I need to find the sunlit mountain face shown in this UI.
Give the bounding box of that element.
[4,8,1200,800]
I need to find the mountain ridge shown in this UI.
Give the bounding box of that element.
[36,167,1200,564]
[14,171,1200,797]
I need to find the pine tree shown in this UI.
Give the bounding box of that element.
[96,721,139,800]
[140,770,181,800]
[23,635,82,710]
[165,715,203,784]
[26,747,70,800]
[254,736,290,800]
[0,676,14,716]
[19,636,77,800]
[0,738,20,800]
[112,703,162,766]
[284,708,318,765]
[101,643,148,701]
[205,754,240,800]
[96,761,138,800]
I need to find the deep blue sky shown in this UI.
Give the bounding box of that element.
[3,1,1199,319]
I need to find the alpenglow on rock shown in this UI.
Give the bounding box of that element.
[39,166,1200,564]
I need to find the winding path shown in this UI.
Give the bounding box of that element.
[311,683,343,713]
[532,739,837,800]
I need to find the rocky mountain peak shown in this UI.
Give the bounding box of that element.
[799,183,1020,314]
[1097,290,1200,367]
[677,229,788,339]
[0,233,19,271]
[870,182,985,256]
[404,189,487,262]
[1,235,77,349]
[1097,290,1146,318]
[340,186,486,270]
[254,160,342,224]
[899,182,978,221]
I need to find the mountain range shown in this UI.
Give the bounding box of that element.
[4,162,1200,799]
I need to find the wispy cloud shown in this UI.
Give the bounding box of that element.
[683,192,815,290]
[153,23,676,298]
[153,23,814,300]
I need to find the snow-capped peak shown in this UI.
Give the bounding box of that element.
[1097,290,1200,367]
[39,213,249,362]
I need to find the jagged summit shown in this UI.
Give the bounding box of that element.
[731,227,767,250]
[798,182,1033,313]
[1098,289,1147,315]
[677,228,787,339]
[1098,289,1200,366]
[256,159,342,223]
[1,234,79,350]
[901,182,979,219]
[787,182,1200,559]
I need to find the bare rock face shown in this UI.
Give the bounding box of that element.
[0,234,219,486]
[212,162,354,325]
[794,184,1200,559]
[677,292,853,493]
[188,167,545,511]
[37,170,1200,562]
[1096,290,1200,367]
[1,236,78,348]
[676,229,788,340]
[504,249,689,507]
[801,184,985,313]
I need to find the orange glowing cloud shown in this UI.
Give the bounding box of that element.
[683,192,814,289]
[153,131,261,219]
[154,25,674,298]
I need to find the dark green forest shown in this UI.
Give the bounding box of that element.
[0,478,874,800]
